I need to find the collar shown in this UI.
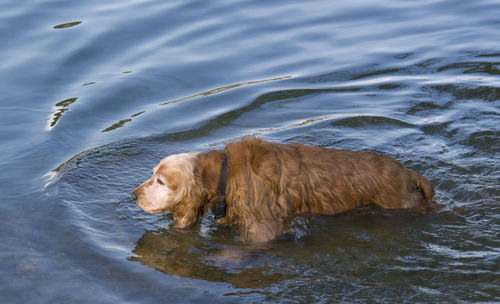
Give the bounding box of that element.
[214,151,228,220]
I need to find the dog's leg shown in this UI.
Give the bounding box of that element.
[243,220,284,243]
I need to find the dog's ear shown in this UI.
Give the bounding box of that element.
[173,190,204,229]
[173,149,226,228]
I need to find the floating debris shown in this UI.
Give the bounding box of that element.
[53,21,82,29]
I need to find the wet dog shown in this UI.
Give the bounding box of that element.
[132,137,437,242]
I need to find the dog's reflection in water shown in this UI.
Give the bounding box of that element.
[129,229,296,289]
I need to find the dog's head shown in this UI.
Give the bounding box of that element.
[131,151,224,228]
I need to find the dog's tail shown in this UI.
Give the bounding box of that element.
[406,169,440,213]
[411,170,438,208]
[417,173,435,201]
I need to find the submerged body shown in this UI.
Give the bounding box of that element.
[132,137,436,242]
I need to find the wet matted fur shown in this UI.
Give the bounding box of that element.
[132,137,437,242]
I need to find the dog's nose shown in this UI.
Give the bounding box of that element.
[131,191,138,201]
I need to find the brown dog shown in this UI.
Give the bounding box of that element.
[132,137,436,242]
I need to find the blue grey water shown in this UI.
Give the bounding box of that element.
[1,0,499,303]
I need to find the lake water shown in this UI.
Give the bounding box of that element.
[1,0,499,303]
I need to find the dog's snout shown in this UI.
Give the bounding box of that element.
[131,191,138,201]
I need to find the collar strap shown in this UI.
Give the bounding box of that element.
[214,151,228,220]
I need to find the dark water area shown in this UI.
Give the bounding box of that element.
[1,0,499,303]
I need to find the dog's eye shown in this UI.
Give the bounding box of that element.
[157,178,165,185]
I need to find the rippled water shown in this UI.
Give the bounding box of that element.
[1,0,499,303]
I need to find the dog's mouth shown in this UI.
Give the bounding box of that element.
[132,191,169,214]
[135,201,169,214]
[143,206,170,214]
[140,207,164,214]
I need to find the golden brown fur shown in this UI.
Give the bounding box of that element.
[132,137,437,242]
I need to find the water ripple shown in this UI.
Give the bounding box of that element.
[2,0,500,302]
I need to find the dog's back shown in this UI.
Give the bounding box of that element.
[227,137,436,215]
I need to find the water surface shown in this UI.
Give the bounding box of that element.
[1,0,499,303]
